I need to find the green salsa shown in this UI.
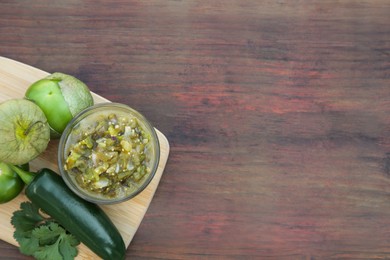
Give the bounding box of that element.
[64,112,152,199]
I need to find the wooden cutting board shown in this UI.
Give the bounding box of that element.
[0,56,170,259]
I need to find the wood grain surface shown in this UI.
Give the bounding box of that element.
[0,0,389,259]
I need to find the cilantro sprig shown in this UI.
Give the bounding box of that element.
[11,202,80,260]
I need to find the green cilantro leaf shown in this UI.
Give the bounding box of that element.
[16,235,40,255]
[11,201,43,233]
[11,202,43,255]
[11,201,80,260]
[33,237,63,260]
[58,232,80,260]
[32,222,65,245]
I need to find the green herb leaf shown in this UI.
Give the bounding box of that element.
[32,222,63,245]
[33,238,63,260]
[11,201,80,260]
[58,232,80,260]
[11,201,43,233]
[16,235,40,255]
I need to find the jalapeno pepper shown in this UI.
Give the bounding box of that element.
[12,166,126,260]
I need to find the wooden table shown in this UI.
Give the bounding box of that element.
[1,1,389,259]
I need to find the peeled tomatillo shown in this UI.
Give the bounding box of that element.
[25,72,94,137]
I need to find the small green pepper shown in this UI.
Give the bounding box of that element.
[0,162,26,204]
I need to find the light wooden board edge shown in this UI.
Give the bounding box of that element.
[0,56,170,259]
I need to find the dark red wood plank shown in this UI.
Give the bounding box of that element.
[0,1,389,259]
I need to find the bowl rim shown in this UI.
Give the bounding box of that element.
[58,102,160,204]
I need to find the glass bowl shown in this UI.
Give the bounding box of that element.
[58,102,160,204]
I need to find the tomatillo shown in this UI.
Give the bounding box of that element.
[25,72,94,137]
[0,162,28,204]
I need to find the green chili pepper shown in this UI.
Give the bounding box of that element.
[0,163,29,204]
[11,166,126,260]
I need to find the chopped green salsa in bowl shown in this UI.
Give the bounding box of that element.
[58,102,160,204]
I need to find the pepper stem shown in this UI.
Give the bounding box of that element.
[9,164,35,185]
